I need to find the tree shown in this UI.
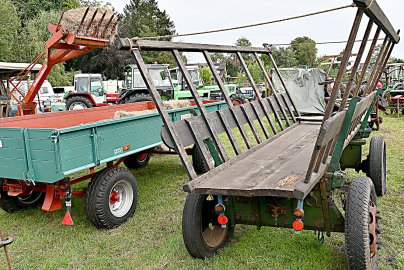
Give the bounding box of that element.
[235,37,252,47]
[0,0,20,62]
[14,10,75,86]
[11,0,80,24]
[248,62,264,84]
[200,66,213,85]
[263,46,298,68]
[290,36,317,67]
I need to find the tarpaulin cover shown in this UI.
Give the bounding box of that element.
[272,68,326,115]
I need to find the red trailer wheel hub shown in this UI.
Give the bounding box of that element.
[109,191,120,205]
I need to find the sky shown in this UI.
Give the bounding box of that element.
[108,0,403,63]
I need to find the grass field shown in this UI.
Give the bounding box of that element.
[0,114,403,270]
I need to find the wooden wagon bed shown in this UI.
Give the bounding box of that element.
[184,122,321,198]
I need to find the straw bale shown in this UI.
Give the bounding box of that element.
[61,7,118,40]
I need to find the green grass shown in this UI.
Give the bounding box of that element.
[0,115,403,270]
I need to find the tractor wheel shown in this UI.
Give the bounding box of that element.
[123,152,151,170]
[231,95,245,106]
[0,179,45,213]
[126,93,153,103]
[366,136,387,196]
[192,144,214,174]
[84,167,138,229]
[345,176,379,270]
[182,193,234,259]
[65,96,93,111]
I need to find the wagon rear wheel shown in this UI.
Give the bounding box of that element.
[192,145,214,174]
[0,179,45,213]
[123,152,151,170]
[182,193,234,259]
[345,176,379,270]
[85,167,138,229]
[366,136,387,196]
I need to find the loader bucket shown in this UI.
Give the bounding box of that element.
[59,7,118,45]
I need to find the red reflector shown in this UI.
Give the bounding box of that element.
[218,215,228,225]
[292,220,304,231]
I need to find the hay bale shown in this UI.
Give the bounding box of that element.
[114,109,157,119]
[163,100,191,109]
[61,7,118,40]
[114,100,192,119]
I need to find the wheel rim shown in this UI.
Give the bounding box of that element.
[136,152,148,162]
[108,180,134,218]
[201,195,228,248]
[368,194,379,268]
[17,190,43,205]
[69,102,87,110]
[232,99,243,106]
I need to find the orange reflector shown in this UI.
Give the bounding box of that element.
[293,208,304,219]
[123,144,130,151]
[214,203,225,215]
[218,215,228,225]
[292,220,304,231]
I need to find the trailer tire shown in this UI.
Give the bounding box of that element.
[126,93,153,103]
[123,152,151,169]
[85,167,138,229]
[192,145,214,174]
[0,179,45,213]
[66,96,93,110]
[345,176,379,270]
[366,136,386,196]
[182,193,234,259]
[231,95,245,106]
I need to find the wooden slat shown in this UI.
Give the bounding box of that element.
[265,97,283,131]
[217,110,242,155]
[130,49,197,179]
[250,102,270,139]
[172,49,229,162]
[273,93,291,126]
[203,50,253,150]
[186,119,214,171]
[241,105,262,144]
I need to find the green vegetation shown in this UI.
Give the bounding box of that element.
[0,114,402,269]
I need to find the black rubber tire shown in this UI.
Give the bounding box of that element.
[0,179,45,213]
[366,136,387,196]
[84,167,138,229]
[345,176,378,270]
[65,96,93,110]
[126,93,153,103]
[0,95,9,100]
[182,193,234,259]
[123,152,151,170]
[231,95,245,106]
[192,145,214,175]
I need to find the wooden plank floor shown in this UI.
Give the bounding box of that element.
[192,123,321,198]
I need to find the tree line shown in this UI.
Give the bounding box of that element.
[0,0,329,87]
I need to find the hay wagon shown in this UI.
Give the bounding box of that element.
[0,101,226,228]
[119,0,399,268]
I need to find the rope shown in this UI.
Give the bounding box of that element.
[271,38,385,47]
[132,3,355,41]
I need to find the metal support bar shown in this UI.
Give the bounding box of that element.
[130,49,197,179]
[339,18,373,108]
[203,50,252,150]
[264,46,300,120]
[352,27,381,96]
[322,9,363,122]
[364,35,389,95]
[172,49,229,163]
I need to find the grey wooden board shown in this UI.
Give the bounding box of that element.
[186,123,320,198]
[353,92,375,120]
[162,97,283,149]
[315,110,346,149]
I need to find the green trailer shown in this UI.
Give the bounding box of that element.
[0,100,226,228]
